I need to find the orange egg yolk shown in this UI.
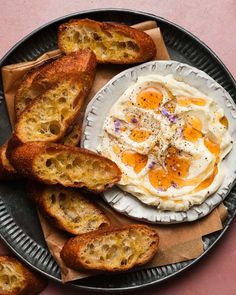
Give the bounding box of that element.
[149,142,220,192]
[166,147,191,178]
[137,87,163,110]
[122,151,148,173]
[183,116,202,142]
[149,166,172,191]
[148,147,191,190]
[177,96,206,106]
[129,128,150,142]
[219,116,228,129]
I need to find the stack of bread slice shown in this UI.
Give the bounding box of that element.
[0,19,159,273]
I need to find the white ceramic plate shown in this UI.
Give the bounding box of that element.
[81,61,236,223]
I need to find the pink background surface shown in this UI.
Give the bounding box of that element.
[0,0,236,294]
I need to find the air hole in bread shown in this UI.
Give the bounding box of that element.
[49,121,61,135]
[73,31,81,42]
[99,222,108,229]
[126,41,139,51]
[121,259,127,266]
[92,33,101,41]
[25,97,33,105]
[46,159,52,167]
[50,194,56,204]
[58,97,66,104]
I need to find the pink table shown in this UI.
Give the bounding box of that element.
[0,1,236,294]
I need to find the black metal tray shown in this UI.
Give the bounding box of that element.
[0,8,236,292]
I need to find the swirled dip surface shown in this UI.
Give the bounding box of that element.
[98,75,233,211]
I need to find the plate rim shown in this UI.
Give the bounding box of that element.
[0,8,236,292]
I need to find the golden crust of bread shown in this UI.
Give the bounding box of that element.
[15,50,96,119]
[0,255,47,295]
[28,182,110,235]
[10,142,121,192]
[0,143,18,180]
[58,18,156,64]
[60,224,159,272]
[33,49,96,93]
[14,76,85,144]
[14,50,96,144]
[15,59,54,119]
[59,121,81,147]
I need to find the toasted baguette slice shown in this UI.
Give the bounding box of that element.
[32,49,96,94]
[0,255,47,295]
[15,60,54,119]
[60,121,81,147]
[28,183,110,234]
[14,50,96,144]
[0,143,18,180]
[11,142,121,192]
[14,77,84,144]
[58,19,156,64]
[15,50,96,119]
[61,224,159,272]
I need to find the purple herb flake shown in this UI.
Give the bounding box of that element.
[131,117,138,123]
[148,161,156,169]
[169,115,177,123]
[161,107,170,117]
[114,119,121,132]
[171,181,178,189]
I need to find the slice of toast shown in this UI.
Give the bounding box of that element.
[0,255,47,295]
[15,59,54,119]
[14,76,85,144]
[10,142,121,192]
[60,120,81,147]
[28,183,110,235]
[15,49,96,119]
[60,224,159,272]
[0,142,18,180]
[58,19,156,64]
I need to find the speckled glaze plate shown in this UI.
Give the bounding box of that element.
[0,8,236,292]
[81,60,236,224]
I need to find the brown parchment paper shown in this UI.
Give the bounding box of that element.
[1,20,228,283]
